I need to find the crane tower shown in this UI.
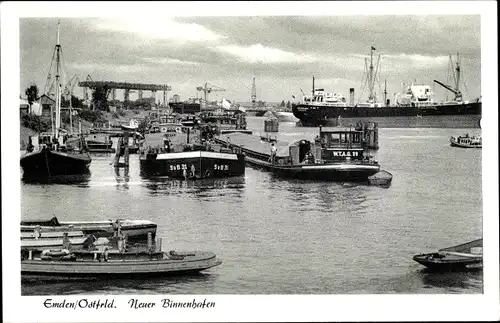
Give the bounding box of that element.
[196,82,225,109]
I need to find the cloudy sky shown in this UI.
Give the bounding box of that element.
[19,14,481,104]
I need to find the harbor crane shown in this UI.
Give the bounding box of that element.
[196,83,225,108]
[433,53,465,102]
[433,79,462,102]
[63,75,80,134]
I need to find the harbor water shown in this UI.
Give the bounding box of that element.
[21,117,482,295]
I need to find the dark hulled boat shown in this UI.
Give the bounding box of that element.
[413,239,483,271]
[140,149,245,179]
[139,129,245,179]
[20,22,91,177]
[21,145,91,177]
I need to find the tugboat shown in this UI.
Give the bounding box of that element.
[214,126,381,182]
[450,133,482,148]
[413,239,483,271]
[20,21,91,177]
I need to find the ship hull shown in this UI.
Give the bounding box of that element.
[21,252,222,281]
[140,151,245,179]
[246,156,380,182]
[293,102,481,126]
[20,149,91,176]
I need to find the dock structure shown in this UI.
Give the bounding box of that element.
[356,122,379,150]
[78,80,172,106]
[113,131,130,168]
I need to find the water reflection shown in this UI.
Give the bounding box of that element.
[114,167,130,190]
[22,272,218,295]
[21,173,91,186]
[142,176,246,197]
[417,269,483,291]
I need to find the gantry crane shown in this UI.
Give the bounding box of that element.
[196,83,225,109]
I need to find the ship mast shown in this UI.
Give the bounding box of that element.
[54,20,62,141]
[383,79,387,106]
[455,52,461,95]
[368,46,375,101]
[312,76,315,102]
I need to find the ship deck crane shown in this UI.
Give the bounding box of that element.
[433,79,462,102]
[196,83,225,109]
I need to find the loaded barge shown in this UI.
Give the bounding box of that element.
[214,127,382,182]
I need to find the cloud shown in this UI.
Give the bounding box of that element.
[141,57,202,66]
[216,44,317,64]
[95,18,227,43]
[382,54,449,71]
[67,62,147,74]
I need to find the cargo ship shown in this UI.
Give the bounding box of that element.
[292,48,481,126]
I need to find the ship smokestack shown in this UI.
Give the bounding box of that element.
[349,88,355,106]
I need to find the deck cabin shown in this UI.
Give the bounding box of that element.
[199,110,247,132]
[455,134,481,146]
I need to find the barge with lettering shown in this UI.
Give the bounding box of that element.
[139,131,245,179]
[214,126,381,182]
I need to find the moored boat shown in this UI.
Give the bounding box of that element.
[413,239,483,271]
[450,133,482,148]
[139,130,245,179]
[214,126,381,182]
[21,216,157,241]
[21,249,222,280]
[292,49,481,127]
[21,229,109,249]
[20,22,91,177]
[368,170,393,187]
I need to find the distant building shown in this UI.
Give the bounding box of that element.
[20,98,42,116]
[39,94,55,118]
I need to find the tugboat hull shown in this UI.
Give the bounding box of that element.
[140,151,245,179]
[20,149,91,176]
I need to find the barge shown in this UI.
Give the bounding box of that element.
[413,239,483,271]
[214,126,381,182]
[139,131,245,179]
[21,217,157,241]
[21,249,222,280]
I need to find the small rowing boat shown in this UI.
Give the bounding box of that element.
[413,239,482,271]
